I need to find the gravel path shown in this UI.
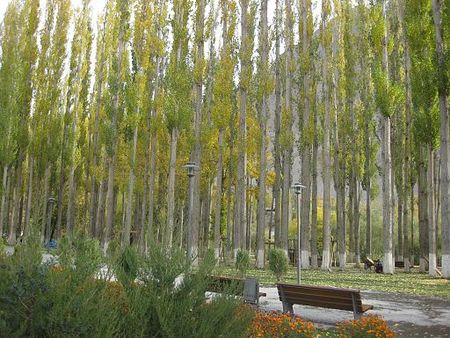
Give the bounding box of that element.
[259,287,450,337]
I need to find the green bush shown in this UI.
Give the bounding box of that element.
[268,248,288,282]
[235,249,250,277]
[0,236,254,338]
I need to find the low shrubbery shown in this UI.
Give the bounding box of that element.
[0,236,253,337]
[268,248,288,281]
[236,249,250,277]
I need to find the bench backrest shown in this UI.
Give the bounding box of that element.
[207,276,260,305]
[207,276,245,294]
[277,283,364,312]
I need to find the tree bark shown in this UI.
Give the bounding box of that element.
[123,125,138,247]
[190,0,205,265]
[300,0,312,269]
[418,146,429,272]
[381,0,394,274]
[321,0,332,271]
[234,0,249,257]
[428,145,437,276]
[273,0,282,249]
[8,158,23,245]
[0,166,9,237]
[311,115,318,268]
[214,130,224,259]
[41,165,51,244]
[166,128,178,250]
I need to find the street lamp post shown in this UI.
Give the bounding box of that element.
[292,183,305,285]
[183,162,199,262]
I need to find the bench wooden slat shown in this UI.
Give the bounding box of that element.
[277,283,373,319]
[279,292,356,308]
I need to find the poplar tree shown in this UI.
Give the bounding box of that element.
[320,0,332,270]
[255,0,271,268]
[0,1,21,239]
[280,0,294,256]
[164,0,192,251]
[213,0,237,259]
[102,0,131,253]
[299,0,313,268]
[431,0,450,278]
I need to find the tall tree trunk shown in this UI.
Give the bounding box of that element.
[354,183,361,266]
[418,146,429,272]
[102,25,126,254]
[41,165,51,244]
[9,159,23,245]
[66,165,76,238]
[166,128,178,250]
[381,0,394,274]
[300,0,312,269]
[214,130,224,259]
[348,177,354,263]
[428,145,437,276]
[273,0,282,249]
[256,0,268,269]
[281,0,293,257]
[398,0,412,271]
[190,0,205,265]
[234,0,249,257]
[431,0,450,278]
[321,0,332,271]
[147,135,157,248]
[0,166,9,237]
[397,196,404,261]
[56,123,69,240]
[123,126,138,247]
[311,118,318,268]
[103,149,118,254]
[201,182,211,255]
[24,158,33,238]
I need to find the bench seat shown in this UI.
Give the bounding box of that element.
[277,283,373,319]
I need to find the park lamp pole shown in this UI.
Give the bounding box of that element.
[292,183,306,285]
[183,162,199,262]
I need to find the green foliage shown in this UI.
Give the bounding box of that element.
[235,249,250,277]
[268,248,288,282]
[0,240,254,338]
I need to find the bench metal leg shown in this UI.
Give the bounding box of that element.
[282,301,294,314]
[353,311,362,320]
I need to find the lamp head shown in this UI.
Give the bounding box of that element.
[292,183,306,195]
[183,162,199,177]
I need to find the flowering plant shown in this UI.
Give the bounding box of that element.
[247,311,316,338]
[337,315,395,338]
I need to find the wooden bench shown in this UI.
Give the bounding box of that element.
[206,276,266,305]
[277,283,373,319]
[364,257,375,270]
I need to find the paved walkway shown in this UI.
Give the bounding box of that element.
[259,287,450,337]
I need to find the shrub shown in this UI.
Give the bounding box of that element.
[337,315,395,338]
[268,248,288,282]
[235,249,250,277]
[0,238,254,338]
[247,311,316,338]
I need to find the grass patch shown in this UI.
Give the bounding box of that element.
[215,265,450,298]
